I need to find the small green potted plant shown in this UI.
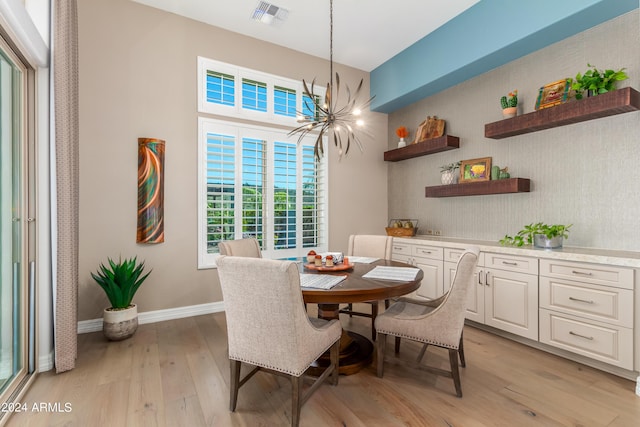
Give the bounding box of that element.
[440,161,461,185]
[91,256,152,340]
[500,90,518,118]
[500,222,572,249]
[569,64,628,100]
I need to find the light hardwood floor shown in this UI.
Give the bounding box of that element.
[7,306,640,426]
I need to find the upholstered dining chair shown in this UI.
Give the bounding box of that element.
[216,256,341,427]
[339,234,394,340]
[374,246,479,397]
[218,237,262,258]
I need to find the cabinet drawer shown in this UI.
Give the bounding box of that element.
[444,248,484,265]
[391,242,411,257]
[412,245,443,260]
[484,253,538,274]
[540,309,633,370]
[539,259,633,289]
[540,277,633,328]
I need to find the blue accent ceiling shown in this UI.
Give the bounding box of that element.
[370,0,639,114]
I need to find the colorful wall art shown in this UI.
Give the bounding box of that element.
[137,138,165,243]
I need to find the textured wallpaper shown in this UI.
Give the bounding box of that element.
[388,10,640,251]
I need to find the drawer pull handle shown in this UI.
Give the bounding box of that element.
[569,296,594,304]
[571,270,593,276]
[569,331,594,341]
[502,261,518,266]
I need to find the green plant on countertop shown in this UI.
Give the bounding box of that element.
[500,222,572,247]
[569,64,628,100]
[500,90,518,108]
[91,256,152,309]
[440,161,461,172]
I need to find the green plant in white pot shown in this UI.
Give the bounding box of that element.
[500,222,572,249]
[440,161,461,185]
[91,256,151,341]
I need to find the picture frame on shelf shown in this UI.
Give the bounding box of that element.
[460,157,492,183]
[535,79,570,110]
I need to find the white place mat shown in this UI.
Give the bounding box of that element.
[347,256,379,264]
[362,266,420,281]
[299,274,347,289]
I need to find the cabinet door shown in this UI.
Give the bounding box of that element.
[444,262,484,323]
[485,269,538,340]
[413,257,443,300]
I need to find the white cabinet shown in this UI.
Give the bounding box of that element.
[392,241,443,300]
[445,250,538,340]
[539,259,634,370]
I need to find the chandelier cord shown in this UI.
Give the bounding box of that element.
[329,0,333,91]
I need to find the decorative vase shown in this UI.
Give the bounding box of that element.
[441,170,458,185]
[103,304,138,341]
[502,107,517,118]
[533,234,563,249]
[397,138,406,148]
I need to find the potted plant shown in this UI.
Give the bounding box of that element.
[500,90,518,118]
[569,64,628,100]
[500,222,572,249]
[91,256,152,340]
[396,126,409,148]
[440,161,461,185]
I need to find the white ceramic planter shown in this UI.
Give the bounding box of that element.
[441,170,458,185]
[103,304,138,341]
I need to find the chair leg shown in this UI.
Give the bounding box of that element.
[394,336,401,354]
[384,299,390,309]
[371,301,378,341]
[376,333,386,378]
[229,359,241,411]
[448,348,462,398]
[347,303,353,317]
[291,375,303,427]
[458,332,466,368]
[330,340,339,386]
[417,343,429,363]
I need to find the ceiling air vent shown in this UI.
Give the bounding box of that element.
[251,1,289,26]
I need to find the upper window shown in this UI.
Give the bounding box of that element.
[197,58,328,268]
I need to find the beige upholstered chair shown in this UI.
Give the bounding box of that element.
[216,256,341,427]
[375,247,479,397]
[218,237,262,258]
[339,234,394,340]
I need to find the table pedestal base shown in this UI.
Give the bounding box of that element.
[309,303,374,376]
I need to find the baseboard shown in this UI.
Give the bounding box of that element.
[77,301,226,334]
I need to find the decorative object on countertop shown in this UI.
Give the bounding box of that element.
[415,116,446,143]
[288,0,375,160]
[569,64,628,100]
[91,256,152,340]
[137,138,165,244]
[500,222,572,248]
[396,126,409,148]
[385,219,418,237]
[500,90,518,118]
[535,79,570,110]
[440,161,461,185]
[459,157,492,183]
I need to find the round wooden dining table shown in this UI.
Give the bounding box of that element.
[298,258,423,375]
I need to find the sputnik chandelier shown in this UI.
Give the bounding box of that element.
[288,0,375,160]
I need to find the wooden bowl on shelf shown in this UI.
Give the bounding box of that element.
[385,227,417,237]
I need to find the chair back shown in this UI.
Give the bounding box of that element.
[347,234,393,259]
[218,238,262,258]
[216,256,337,376]
[428,247,479,346]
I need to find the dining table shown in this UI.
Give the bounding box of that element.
[296,257,423,375]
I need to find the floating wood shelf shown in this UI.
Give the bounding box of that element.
[384,135,459,162]
[485,87,640,139]
[425,178,531,198]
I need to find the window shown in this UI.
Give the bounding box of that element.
[198,119,327,268]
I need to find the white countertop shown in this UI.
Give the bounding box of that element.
[393,235,640,268]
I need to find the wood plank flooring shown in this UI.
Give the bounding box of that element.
[7,306,640,426]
